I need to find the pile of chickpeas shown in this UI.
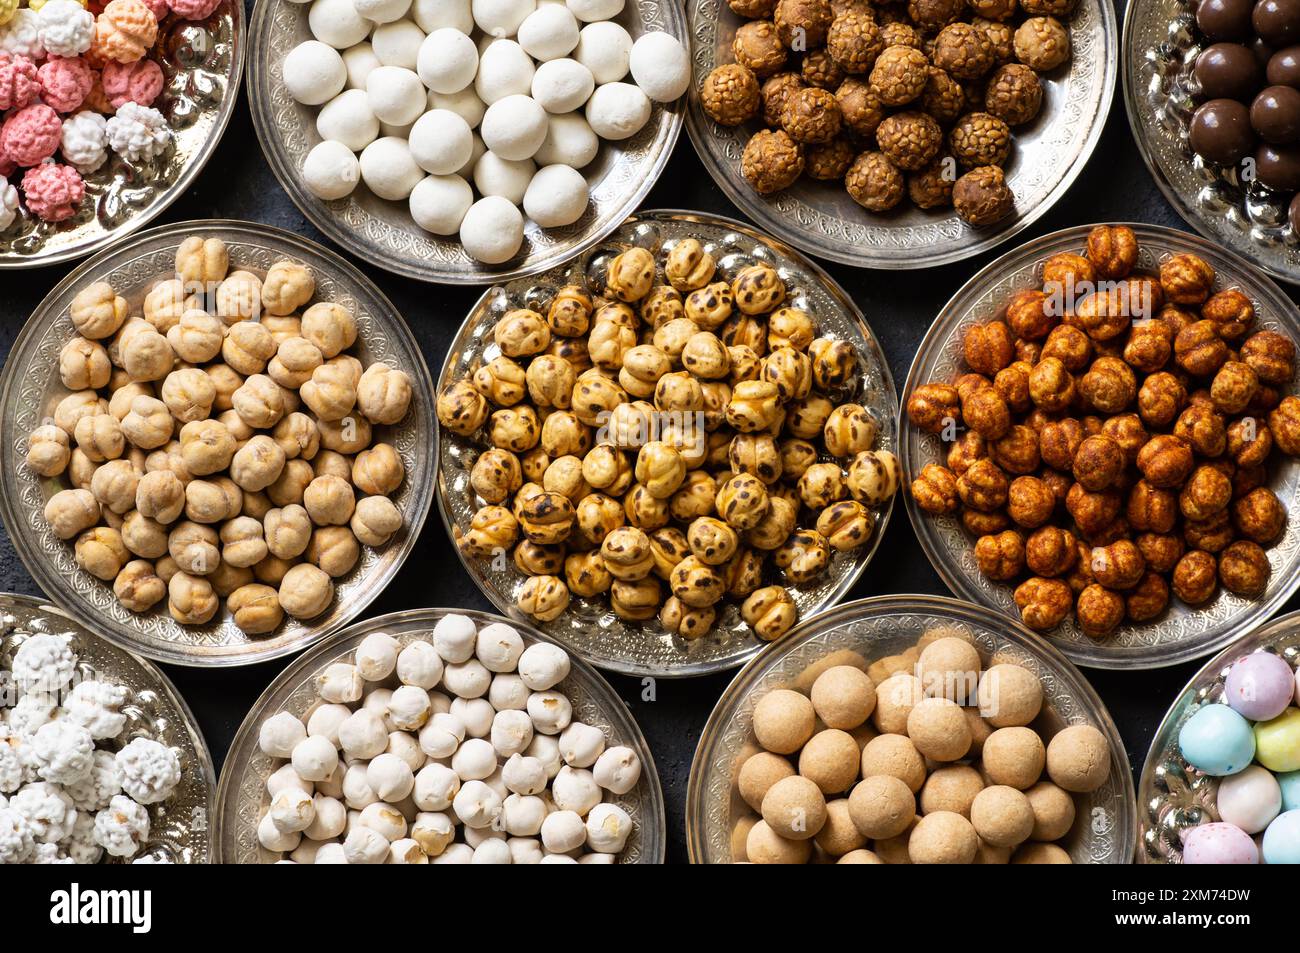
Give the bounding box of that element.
[437,237,901,644]
[27,237,415,635]
[907,225,1300,638]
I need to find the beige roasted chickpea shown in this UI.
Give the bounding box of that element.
[168,521,220,575]
[205,364,244,413]
[823,404,879,457]
[120,396,174,450]
[168,571,219,624]
[494,309,551,358]
[218,320,276,376]
[660,596,716,639]
[214,270,263,324]
[471,357,527,408]
[572,373,627,426]
[682,332,731,379]
[606,247,656,302]
[542,454,590,504]
[144,441,194,485]
[135,470,186,524]
[175,236,229,287]
[225,583,282,634]
[75,526,129,581]
[74,413,125,462]
[726,380,782,433]
[742,585,797,640]
[306,525,361,577]
[161,367,217,423]
[517,574,571,621]
[547,285,593,337]
[686,515,740,566]
[634,441,687,499]
[299,363,358,422]
[317,415,372,455]
[265,504,314,559]
[270,413,319,462]
[54,390,108,435]
[108,382,152,422]
[70,282,128,340]
[278,563,334,619]
[121,327,175,382]
[352,444,404,496]
[26,425,71,477]
[356,363,412,425]
[785,394,834,440]
[185,477,242,524]
[120,511,168,559]
[456,503,518,558]
[60,337,111,391]
[470,448,522,504]
[226,435,286,494]
[90,458,141,515]
[762,346,812,402]
[231,374,287,429]
[44,488,100,539]
[729,432,783,484]
[581,445,632,494]
[746,494,797,550]
[179,419,236,476]
[114,560,166,612]
[295,301,354,358]
[67,449,97,490]
[351,495,402,546]
[769,308,816,351]
[304,474,356,526]
[267,336,324,389]
[670,470,718,521]
[143,279,190,333]
[261,261,315,316]
[669,554,725,608]
[253,555,297,587]
[717,472,771,530]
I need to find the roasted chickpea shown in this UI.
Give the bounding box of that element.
[975,529,1025,581]
[122,509,167,557]
[1218,540,1270,597]
[1232,486,1285,545]
[1226,417,1272,468]
[1066,482,1121,538]
[1178,464,1232,522]
[69,282,128,340]
[516,490,574,546]
[741,585,797,641]
[1238,330,1295,387]
[945,431,986,476]
[1025,525,1076,577]
[1156,253,1214,307]
[964,322,1015,377]
[1086,225,1138,280]
[1124,480,1176,535]
[1005,290,1052,341]
[1089,539,1145,590]
[907,382,961,433]
[276,563,333,620]
[113,560,166,613]
[143,279,191,333]
[1172,549,1218,604]
[665,238,717,292]
[1077,357,1136,415]
[716,472,772,530]
[1041,324,1092,372]
[1013,576,1072,630]
[26,424,71,477]
[166,572,219,625]
[956,458,1009,513]
[1173,320,1229,378]
[961,385,1013,440]
[168,521,220,576]
[1072,435,1124,492]
[846,449,901,507]
[178,419,235,477]
[1076,584,1124,637]
[745,495,797,550]
[1028,358,1076,412]
[1208,361,1259,416]
[610,576,661,621]
[685,281,735,330]
[1134,434,1193,489]
[1003,475,1052,529]
[911,463,960,515]
[727,380,783,433]
[266,458,315,506]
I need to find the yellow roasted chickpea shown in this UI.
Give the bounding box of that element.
[775,528,831,584]
[548,285,593,336]
[135,470,186,524]
[304,474,356,526]
[214,270,262,324]
[716,472,771,530]
[179,419,236,476]
[495,309,551,358]
[231,374,287,429]
[70,282,128,339]
[114,560,166,612]
[229,434,287,492]
[168,572,219,625]
[120,511,168,559]
[606,247,656,302]
[352,443,404,496]
[762,346,812,401]
[89,458,140,515]
[228,583,284,634]
[517,574,571,621]
[261,260,315,316]
[143,279,191,333]
[27,425,71,477]
[665,238,717,292]
[205,364,244,413]
[60,337,111,391]
[265,504,314,559]
[471,357,527,408]
[299,301,356,358]
[221,320,277,375]
[44,488,101,539]
[526,354,577,409]
[746,494,798,550]
[161,367,217,423]
[74,413,125,462]
[726,380,783,433]
[120,395,173,450]
[267,458,315,506]
[54,391,107,435]
[634,441,687,499]
[611,576,660,620]
[306,525,361,577]
[277,563,334,619]
[742,585,797,640]
[300,362,358,421]
[824,404,879,457]
[356,362,413,425]
[73,527,128,581]
[175,236,229,287]
[185,477,242,524]
[682,332,731,379]
[272,412,320,461]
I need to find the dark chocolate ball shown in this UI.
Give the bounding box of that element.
[1254,0,1300,47]
[1267,45,1300,85]
[1252,84,1300,140]
[1192,98,1258,163]
[1199,0,1257,39]
[1197,42,1265,98]
[1255,140,1300,188]
[1289,190,1300,230]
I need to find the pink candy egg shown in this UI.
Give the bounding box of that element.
[1225,651,1296,722]
[1,104,64,167]
[37,56,94,114]
[1183,822,1260,864]
[101,57,162,108]
[20,162,85,222]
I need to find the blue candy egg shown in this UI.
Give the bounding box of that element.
[1179,703,1256,776]
[1261,809,1300,864]
[1279,770,1300,813]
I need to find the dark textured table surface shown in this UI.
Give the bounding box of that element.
[4,0,1300,863]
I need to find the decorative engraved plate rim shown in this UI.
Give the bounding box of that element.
[0,220,437,668]
[685,593,1137,863]
[0,2,245,270]
[436,209,899,679]
[683,0,1117,270]
[1137,607,1300,863]
[246,0,686,286]
[213,606,666,863]
[0,592,216,863]
[1122,0,1300,285]
[900,222,1300,670]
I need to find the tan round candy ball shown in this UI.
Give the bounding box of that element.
[1011,842,1072,864]
[1025,781,1076,841]
[982,726,1046,790]
[909,810,978,864]
[746,819,811,864]
[810,665,876,729]
[738,750,795,812]
[753,689,815,755]
[917,636,982,701]
[798,729,860,794]
[837,848,884,864]
[760,775,827,841]
[814,799,866,857]
[1046,724,1111,793]
[964,707,993,756]
[847,773,915,839]
[919,765,984,817]
[871,672,922,734]
[970,784,1034,848]
[977,663,1043,728]
[874,820,917,864]
[975,839,1012,864]
[906,696,972,762]
[860,733,926,793]
[731,816,758,861]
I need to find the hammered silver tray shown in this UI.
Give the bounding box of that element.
[0,220,436,668]
[247,0,685,285]
[0,592,215,863]
[1124,0,1300,285]
[685,0,1116,270]
[213,607,666,863]
[0,2,244,270]
[901,223,1300,670]
[438,209,898,678]
[1138,608,1300,863]
[685,595,1136,863]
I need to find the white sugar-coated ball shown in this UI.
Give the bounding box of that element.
[475,39,535,104]
[566,0,621,22]
[444,658,491,698]
[573,21,630,84]
[411,0,472,33]
[585,82,649,140]
[307,703,351,744]
[473,150,534,203]
[452,738,498,781]
[540,809,586,853]
[459,132,486,176]
[356,632,401,682]
[303,139,361,199]
[359,136,424,199]
[489,673,530,711]
[285,40,347,105]
[531,58,593,114]
[341,42,381,89]
[476,622,526,672]
[460,196,524,264]
[450,696,495,737]
[533,112,598,167]
[592,745,641,794]
[259,712,307,759]
[291,735,339,782]
[551,765,599,814]
[433,613,477,663]
[417,27,478,94]
[353,0,412,24]
[431,86,486,127]
[629,31,689,102]
[371,20,426,69]
[367,66,427,125]
[472,0,536,37]
[516,3,578,60]
[523,164,588,227]
[408,109,474,174]
[316,89,379,151]
[481,94,548,160]
[517,641,570,690]
[585,802,632,853]
[396,640,444,689]
[309,0,370,49]
[410,174,473,234]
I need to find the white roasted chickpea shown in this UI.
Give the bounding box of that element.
[268,337,323,389]
[265,504,313,559]
[262,261,315,316]
[60,337,111,390]
[230,435,287,492]
[221,516,268,568]
[168,521,220,575]
[179,419,236,476]
[356,363,412,425]
[161,367,217,423]
[121,327,175,382]
[44,488,101,539]
[27,425,71,477]
[90,458,140,515]
[120,395,174,450]
[222,321,277,375]
[352,444,404,496]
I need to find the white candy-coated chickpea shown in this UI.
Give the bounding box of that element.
[471,838,512,864]
[428,690,454,717]
[305,794,347,840]
[491,708,534,758]
[267,762,313,798]
[343,824,389,864]
[502,753,547,795]
[338,708,388,760]
[269,787,316,833]
[451,696,495,737]
[355,631,400,681]
[475,621,524,672]
[386,730,425,773]
[592,745,641,795]
[453,779,503,829]
[359,800,409,841]
[316,662,363,703]
[389,837,429,864]
[418,711,466,759]
[501,792,547,836]
[388,684,432,730]
[397,639,444,689]
[558,721,605,768]
[366,752,415,802]
[316,761,345,799]
[451,737,497,781]
[433,613,477,663]
[342,761,380,809]
[258,812,302,852]
[413,762,461,811]
[361,688,396,731]
[585,802,632,853]
[517,642,570,691]
[540,809,585,853]
[444,658,491,699]
[431,842,474,864]
[508,836,544,864]
[411,810,456,857]
[488,673,529,711]
[259,711,307,758]
[526,733,562,779]
[551,765,600,815]
[578,850,616,864]
[306,702,351,745]
[291,735,339,782]
[314,842,348,864]
[527,690,572,735]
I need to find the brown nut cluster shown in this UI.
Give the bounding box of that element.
[450,239,900,646]
[709,0,1076,225]
[906,226,1298,638]
[34,237,414,634]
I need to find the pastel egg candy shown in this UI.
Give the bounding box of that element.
[1178,703,1257,776]
[1254,707,1300,773]
[1225,651,1296,722]
[1182,822,1260,864]
[1216,764,1282,834]
[1261,809,1300,864]
[1279,769,1300,812]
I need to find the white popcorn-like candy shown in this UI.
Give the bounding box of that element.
[0,176,19,231]
[10,782,76,844]
[7,694,58,738]
[31,721,95,786]
[115,737,181,804]
[106,104,172,163]
[0,807,35,864]
[64,750,122,812]
[0,10,46,60]
[411,810,455,856]
[11,634,77,694]
[64,679,128,740]
[36,0,94,57]
[92,795,149,858]
[65,811,102,864]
